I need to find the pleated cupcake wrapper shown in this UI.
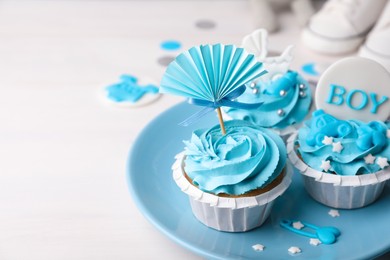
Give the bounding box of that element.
[287,133,390,209]
[189,197,275,232]
[172,152,292,232]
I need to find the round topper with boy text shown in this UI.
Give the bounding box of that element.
[315,57,390,122]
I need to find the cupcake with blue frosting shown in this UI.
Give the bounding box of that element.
[173,120,292,232]
[287,109,390,209]
[224,29,313,137]
[225,70,312,135]
[160,43,292,232]
[287,57,390,209]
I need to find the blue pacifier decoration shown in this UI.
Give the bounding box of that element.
[280,219,341,244]
[106,74,159,104]
[160,44,267,131]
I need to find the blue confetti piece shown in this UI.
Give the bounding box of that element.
[302,62,319,76]
[160,40,182,51]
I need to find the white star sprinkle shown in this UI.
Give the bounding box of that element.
[364,154,376,164]
[332,142,343,153]
[288,246,301,254]
[387,129,390,138]
[376,157,389,169]
[292,221,305,230]
[310,238,321,246]
[328,209,340,217]
[322,136,334,145]
[321,160,331,172]
[252,244,265,251]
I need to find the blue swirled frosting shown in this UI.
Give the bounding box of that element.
[183,120,287,195]
[297,110,390,175]
[225,71,312,129]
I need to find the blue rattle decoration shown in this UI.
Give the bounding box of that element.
[280,219,341,244]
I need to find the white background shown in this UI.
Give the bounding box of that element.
[0,1,363,259]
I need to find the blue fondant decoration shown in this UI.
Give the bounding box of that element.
[280,219,341,245]
[264,71,297,96]
[297,109,390,175]
[370,93,389,114]
[356,121,388,150]
[160,44,267,125]
[326,84,345,106]
[346,89,368,110]
[106,75,158,103]
[160,40,182,51]
[326,84,389,114]
[306,109,352,147]
[302,62,319,76]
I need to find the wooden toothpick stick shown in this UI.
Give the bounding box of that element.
[216,107,226,135]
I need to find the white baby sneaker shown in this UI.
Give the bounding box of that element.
[249,0,314,33]
[359,1,390,72]
[302,0,387,55]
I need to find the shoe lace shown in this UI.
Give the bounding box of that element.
[323,0,360,15]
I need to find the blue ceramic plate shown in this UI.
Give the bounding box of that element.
[127,102,390,260]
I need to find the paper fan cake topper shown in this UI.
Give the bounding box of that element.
[160,43,267,134]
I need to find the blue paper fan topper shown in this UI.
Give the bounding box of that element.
[160,44,267,128]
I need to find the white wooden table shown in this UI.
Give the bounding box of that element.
[1,1,373,259]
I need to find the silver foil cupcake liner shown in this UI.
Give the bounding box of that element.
[172,152,292,232]
[287,134,390,209]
